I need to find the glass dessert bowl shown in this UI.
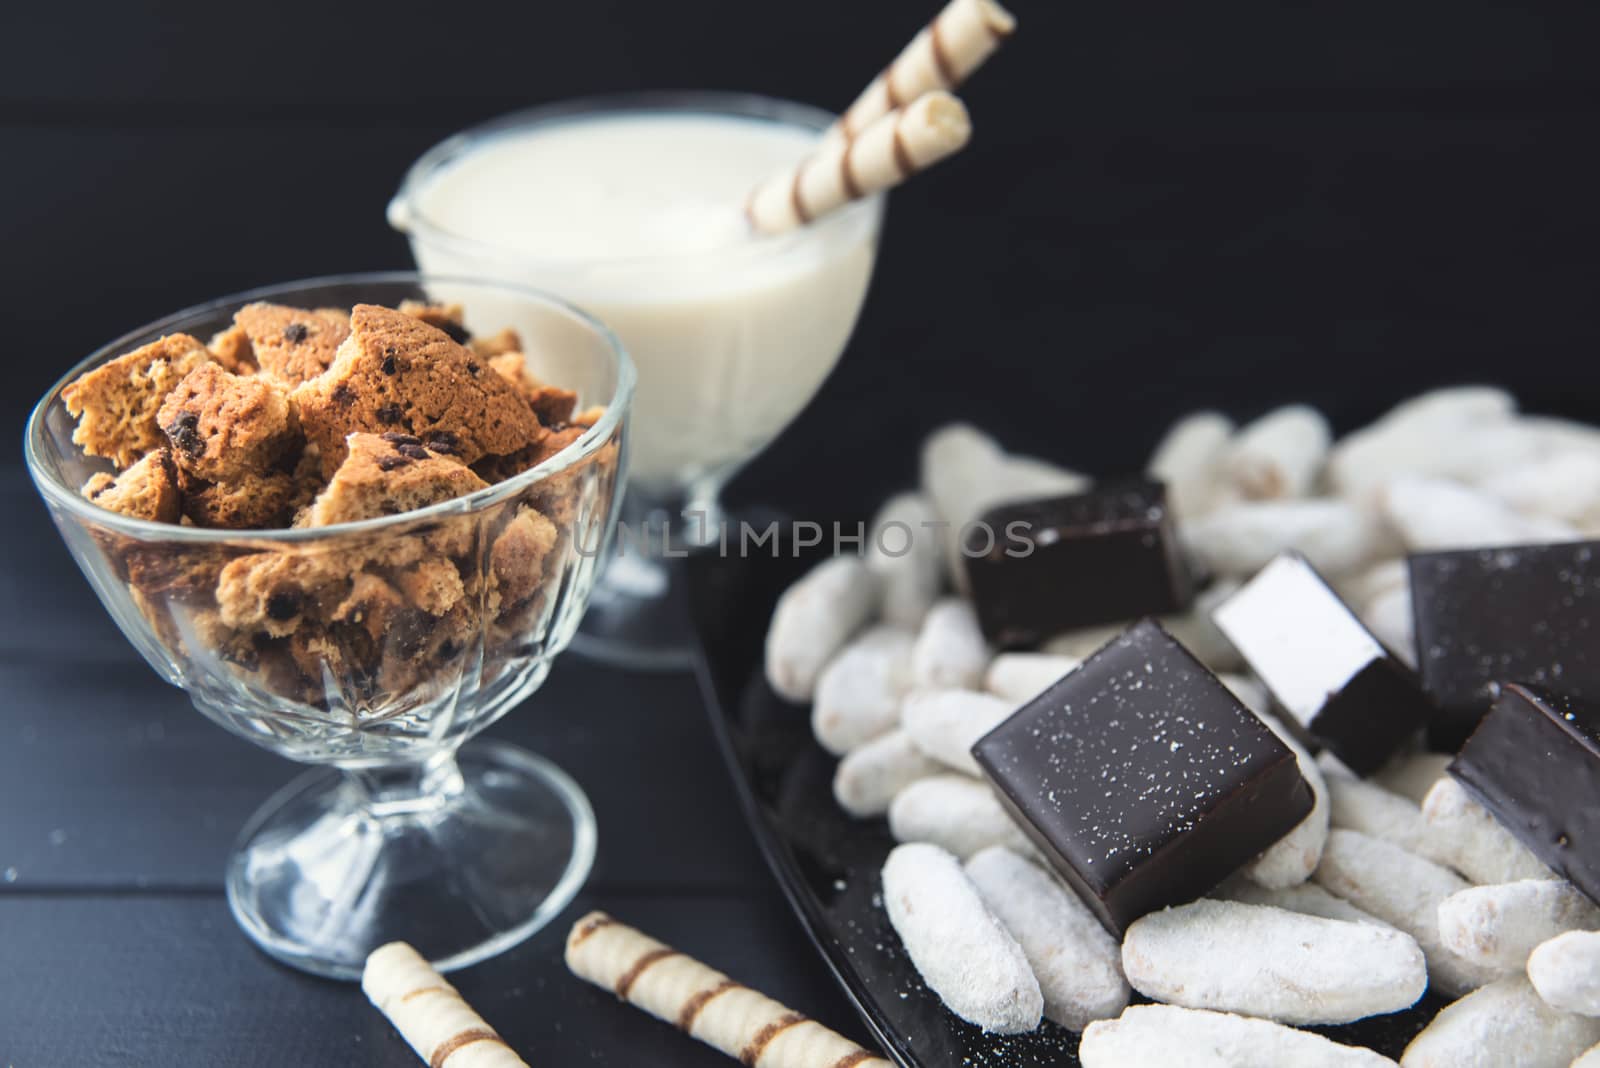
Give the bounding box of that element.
[24,272,634,979]
[389,92,885,668]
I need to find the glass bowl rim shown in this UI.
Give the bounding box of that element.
[24,270,636,545]
[388,89,886,273]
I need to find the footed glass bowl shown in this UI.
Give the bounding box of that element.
[25,272,634,979]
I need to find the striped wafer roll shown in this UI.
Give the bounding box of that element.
[362,942,528,1067]
[746,91,971,235]
[566,912,890,1068]
[823,0,1015,149]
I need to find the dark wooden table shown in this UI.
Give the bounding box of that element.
[0,463,868,1066]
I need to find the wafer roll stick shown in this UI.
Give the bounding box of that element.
[566,913,891,1068]
[823,0,1016,149]
[748,92,972,235]
[362,942,529,1068]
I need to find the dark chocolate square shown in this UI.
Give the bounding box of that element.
[963,479,1193,648]
[1410,541,1600,746]
[1213,552,1431,773]
[972,619,1313,934]
[1450,684,1600,905]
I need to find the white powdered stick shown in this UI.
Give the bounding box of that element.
[1043,622,1125,660]
[887,774,1033,859]
[1219,672,1271,717]
[765,555,881,702]
[1219,877,1388,928]
[1080,1004,1398,1068]
[881,843,1043,1034]
[1165,579,1245,671]
[1519,415,1600,462]
[1313,829,1500,995]
[922,423,1006,520]
[865,491,943,628]
[1243,715,1329,889]
[1182,498,1391,578]
[810,625,914,755]
[1373,752,1455,806]
[564,913,892,1067]
[900,688,1013,776]
[1040,592,1241,673]
[1421,777,1554,884]
[1327,386,1518,502]
[748,91,971,234]
[1479,451,1600,525]
[1221,404,1332,500]
[1437,881,1600,974]
[1334,558,1410,614]
[910,598,990,691]
[1399,976,1600,1068]
[1527,930,1600,1017]
[1122,899,1426,1025]
[1003,453,1092,498]
[832,728,942,818]
[983,652,1079,702]
[1323,768,1441,862]
[1361,586,1417,668]
[964,846,1129,1030]
[363,942,529,1067]
[1147,410,1235,521]
[1577,1043,1600,1068]
[823,0,1016,148]
[1382,476,1577,552]
[920,423,1088,588]
[921,424,1004,591]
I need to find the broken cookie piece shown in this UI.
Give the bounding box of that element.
[206,323,256,374]
[470,327,523,359]
[491,507,560,607]
[235,303,351,387]
[394,557,466,617]
[331,573,408,643]
[81,449,182,523]
[397,299,470,344]
[303,431,490,527]
[293,304,544,475]
[157,362,298,483]
[181,469,300,530]
[63,334,212,468]
[487,353,578,426]
[471,424,588,484]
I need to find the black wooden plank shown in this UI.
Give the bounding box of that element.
[0,635,775,894]
[5,466,135,663]
[0,891,870,1067]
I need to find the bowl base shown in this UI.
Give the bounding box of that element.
[225,739,595,981]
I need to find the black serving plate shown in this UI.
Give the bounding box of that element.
[688,535,1443,1067]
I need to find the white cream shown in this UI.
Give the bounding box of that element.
[398,113,881,489]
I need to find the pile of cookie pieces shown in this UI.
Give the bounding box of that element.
[64,299,613,707]
[763,390,1600,1066]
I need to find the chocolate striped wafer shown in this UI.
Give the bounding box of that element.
[747,91,971,235]
[566,912,891,1068]
[363,942,529,1067]
[824,0,1015,149]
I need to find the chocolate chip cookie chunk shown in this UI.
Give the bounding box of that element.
[63,334,212,468]
[293,304,545,475]
[235,303,351,387]
[81,448,183,523]
[302,431,490,527]
[157,362,298,483]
